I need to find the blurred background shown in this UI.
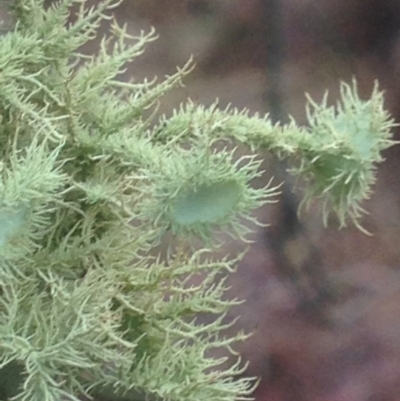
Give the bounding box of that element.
[2,0,400,399]
[90,1,400,400]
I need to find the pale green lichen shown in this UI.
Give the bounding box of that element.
[0,0,396,400]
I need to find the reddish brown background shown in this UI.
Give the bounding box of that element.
[88,1,400,400]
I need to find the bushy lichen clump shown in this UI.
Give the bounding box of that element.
[0,0,396,400]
